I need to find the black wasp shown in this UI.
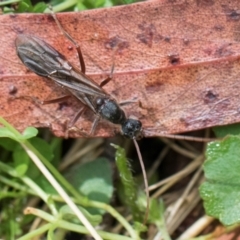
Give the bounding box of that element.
[15,27,142,140]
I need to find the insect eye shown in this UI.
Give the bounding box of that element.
[127,131,133,137]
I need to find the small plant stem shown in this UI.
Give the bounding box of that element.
[24,208,135,240]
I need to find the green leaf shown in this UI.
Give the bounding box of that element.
[0,126,37,143]
[13,148,30,176]
[200,135,240,225]
[149,199,162,223]
[0,138,18,151]
[16,0,31,12]
[9,136,55,180]
[112,144,143,223]
[213,123,240,138]
[3,7,13,13]
[33,2,47,13]
[77,2,88,10]
[0,0,20,7]
[0,127,19,141]
[37,176,57,194]
[133,221,147,233]
[65,158,113,214]
[23,137,55,180]
[22,127,38,139]
[49,137,62,166]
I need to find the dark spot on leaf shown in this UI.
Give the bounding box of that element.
[203,90,218,103]
[167,0,177,3]
[183,38,190,45]
[168,54,180,65]
[14,26,24,34]
[105,37,119,49]
[8,85,17,95]
[138,100,144,109]
[47,14,54,22]
[232,23,240,42]
[179,117,190,127]
[35,16,45,25]
[203,47,213,55]
[145,82,163,94]
[215,44,233,57]
[136,22,157,47]
[213,25,224,31]
[196,0,215,7]
[164,37,171,42]
[117,41,130,53]
[73,17,79,24]
[223,7,240,21]
[9,14,17,18]
[229,10,240,21]
[58,102,68,111]
[104,36,129,53]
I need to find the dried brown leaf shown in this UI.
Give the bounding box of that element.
[1,0,240,137]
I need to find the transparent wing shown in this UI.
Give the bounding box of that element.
[15,34,107,99]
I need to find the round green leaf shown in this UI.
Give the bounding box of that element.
[200,135,240,225]
[65,158,113,210]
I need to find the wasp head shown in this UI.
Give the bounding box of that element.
[121,119,143,139]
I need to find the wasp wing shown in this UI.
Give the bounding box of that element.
[15,34,107,98]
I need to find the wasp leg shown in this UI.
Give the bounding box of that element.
[50,8,86,74]
[100,56,115,87]
[89,115,101,135]
[13,94,70,106]
[68,106,86,129]
[40,95,71,105]
[100,64,115,87]
[119,97,139,106]
[64,106,87,138]
[100,76,112,88]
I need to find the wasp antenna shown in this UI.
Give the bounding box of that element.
[143,129,217,142]
[159,134,215,142]
[133,138,149,225]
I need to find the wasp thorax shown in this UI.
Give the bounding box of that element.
[96,98,126,124]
